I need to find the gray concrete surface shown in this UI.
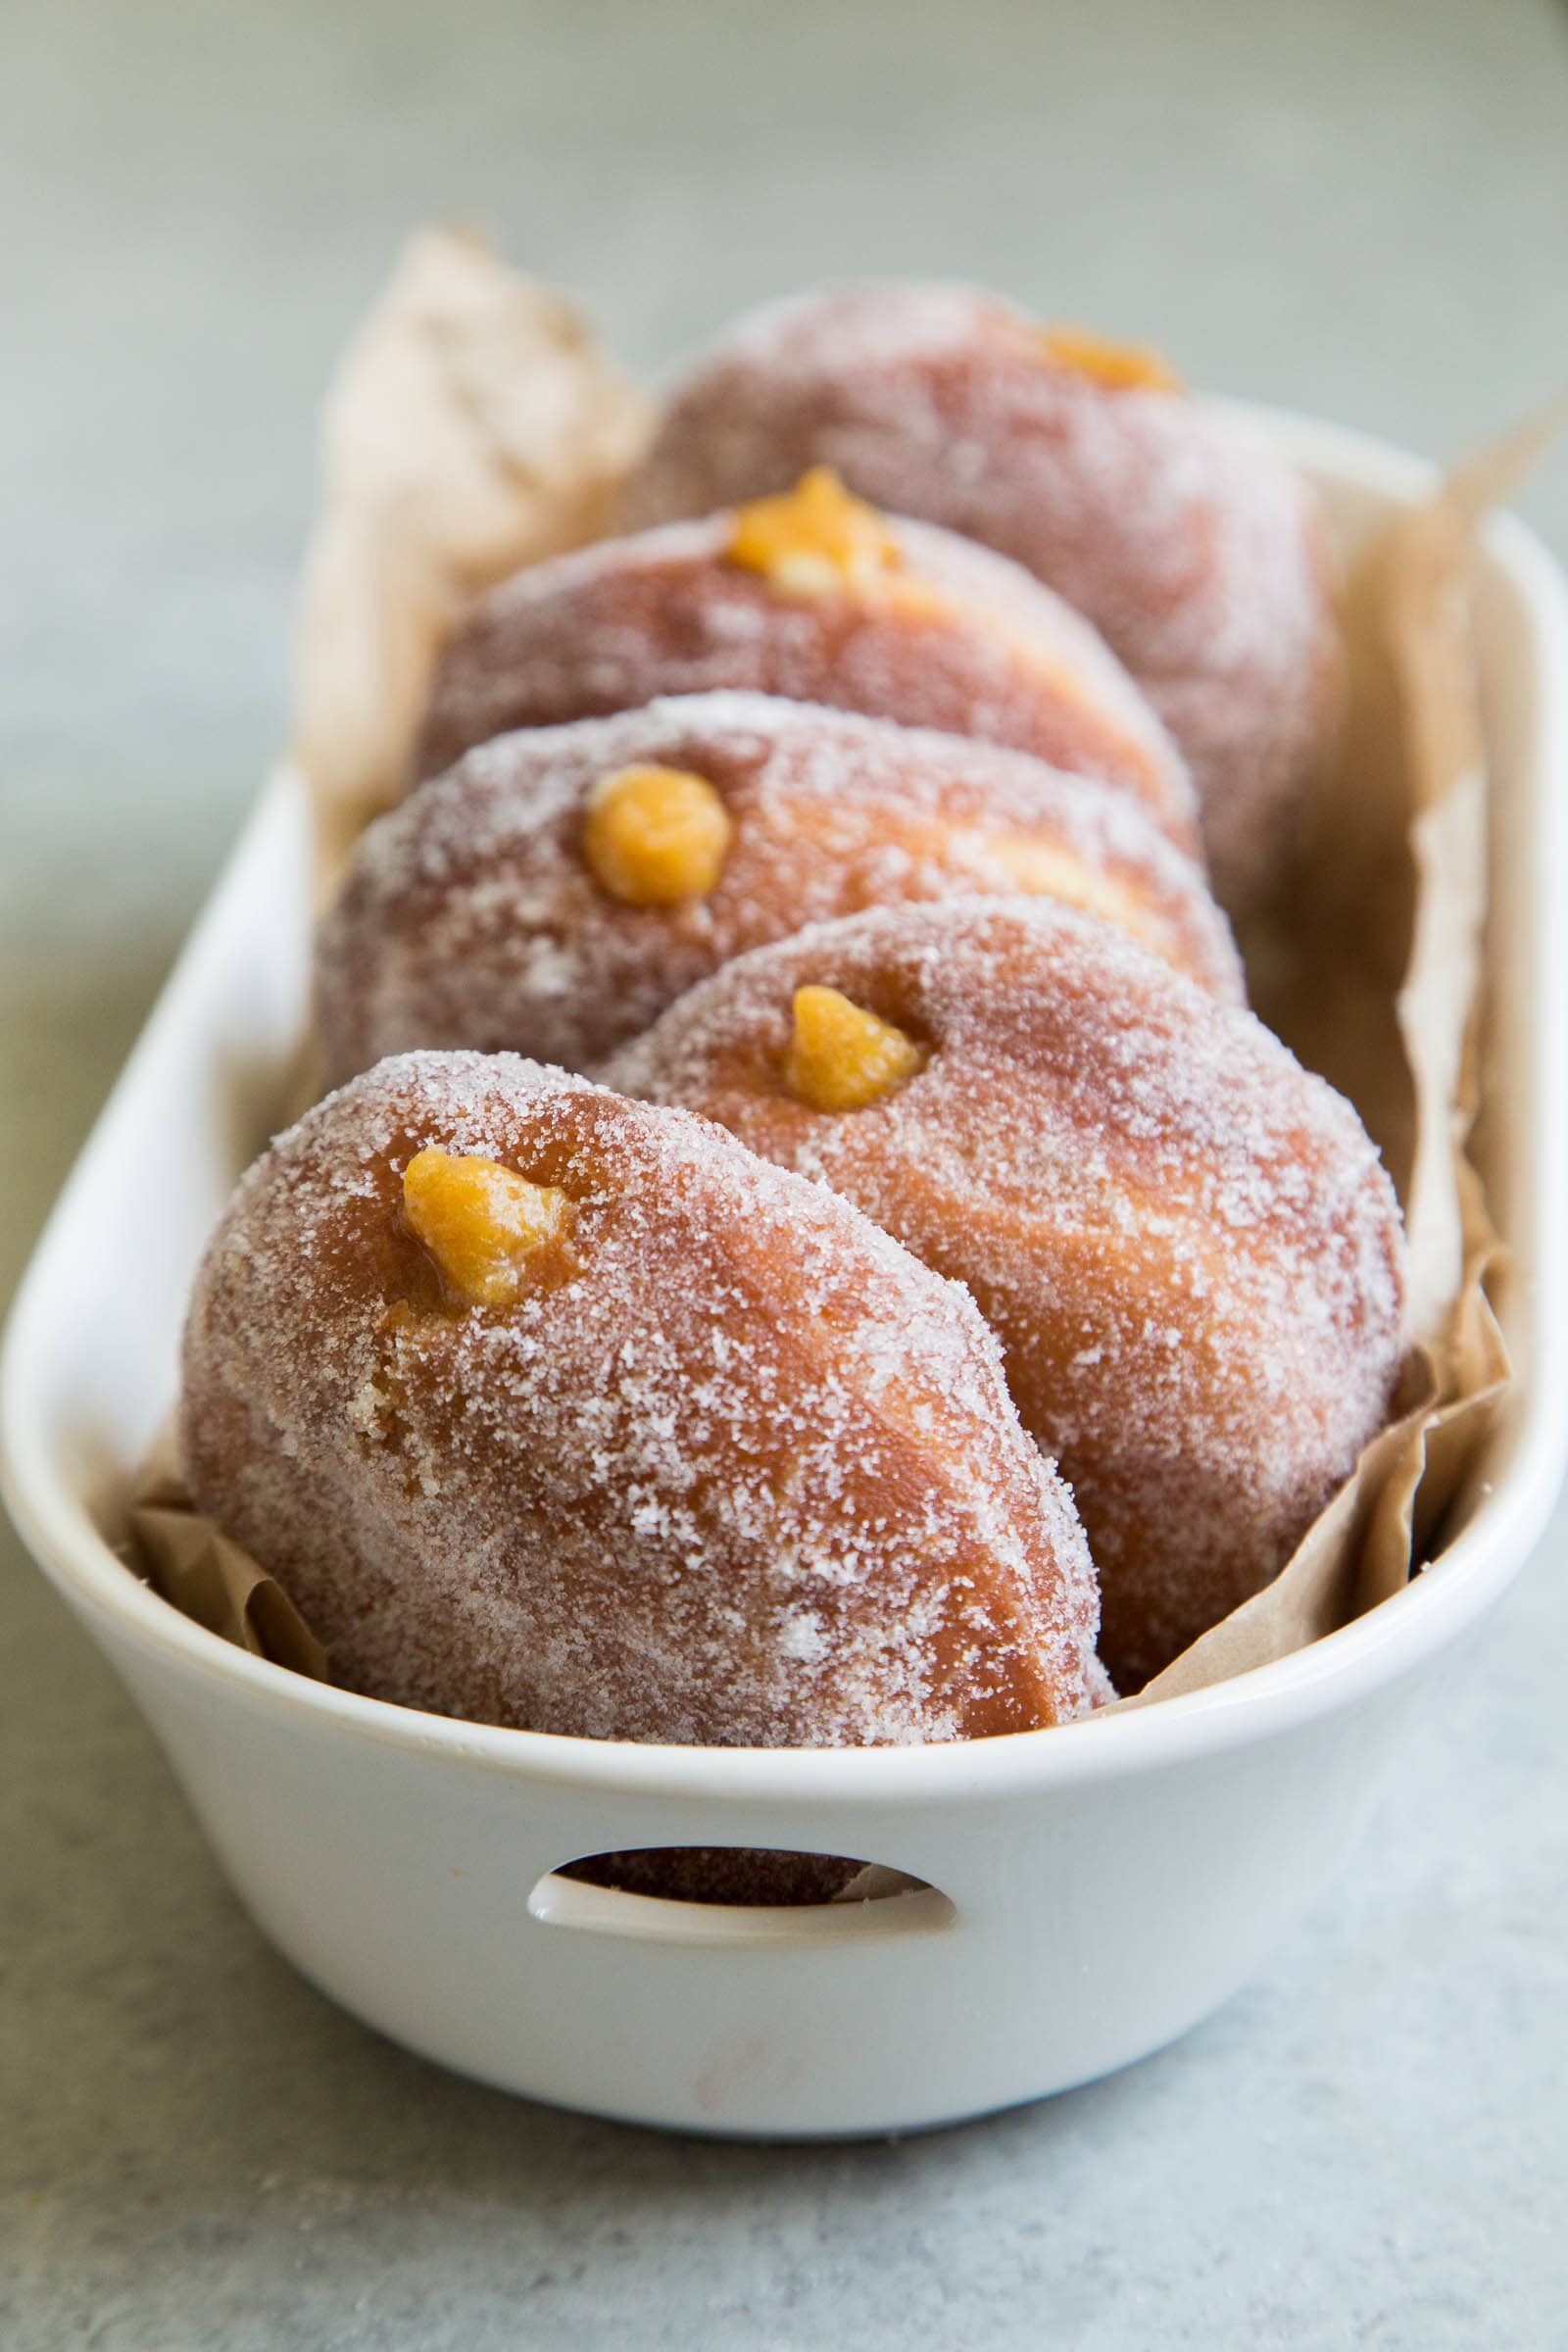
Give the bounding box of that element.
[3,2,1567,2344]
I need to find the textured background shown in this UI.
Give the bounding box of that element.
[3,3,1567,2345]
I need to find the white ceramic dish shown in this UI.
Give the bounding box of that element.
[4,415,1566,2139]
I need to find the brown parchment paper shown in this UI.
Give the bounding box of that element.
[293,225,651,902]
[128,1422,328,1682]
[128,233,1550,1723]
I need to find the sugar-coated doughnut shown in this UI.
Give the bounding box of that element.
[623,285,1343,907]
[415,473,1199,855]
[318,692,1241,1085]
[604,902,1408,1689]
[179,1052,1102,1747]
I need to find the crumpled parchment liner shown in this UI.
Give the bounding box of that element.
[128,1422,327,1682]
[129,232,1551,1743]
[293,224,651,903]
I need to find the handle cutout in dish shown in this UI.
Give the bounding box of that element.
[528,1850,956,1945]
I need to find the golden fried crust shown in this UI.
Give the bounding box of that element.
[414,509,1199,856]
[318,694,1241,1085]
[605,902,1409,1690]
[623,283,1344,910]
[179,1053,1102,1745]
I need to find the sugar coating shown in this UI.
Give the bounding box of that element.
[179,1053,1102,1745]
[605,900,1409,1689]
[414,508,1198,853]
[318,692,1242,1084]
[623,283,1344,908]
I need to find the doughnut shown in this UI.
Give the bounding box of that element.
[318,692,1242,1084]
[414,470,1200,856]
[623,284,1343,907]
[604,901,1409,1690]
[179,1052,1102,1753]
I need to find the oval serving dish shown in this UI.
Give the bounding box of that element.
[4,414,1566,2138]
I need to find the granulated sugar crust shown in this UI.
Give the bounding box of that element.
[605,900,1409,1689]
[179,1053,1101,1745]
[318,692,1242,1084]
[414,508,1198,852]
[623,282,1342,907]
